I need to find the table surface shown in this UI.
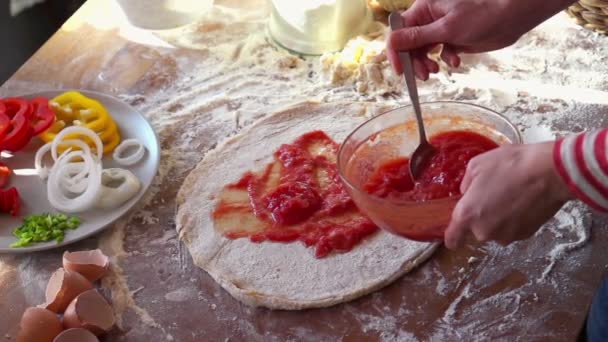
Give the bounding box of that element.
[2,0,608,341]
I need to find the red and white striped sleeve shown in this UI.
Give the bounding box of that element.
[554,129,608,212]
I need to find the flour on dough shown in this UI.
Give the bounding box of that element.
[176,101,439,310]
[320,22,403,95]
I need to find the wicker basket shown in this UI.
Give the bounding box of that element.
[567,0,608,34]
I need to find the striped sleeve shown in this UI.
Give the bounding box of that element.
[554,129,608,212]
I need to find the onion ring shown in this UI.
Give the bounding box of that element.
[96,168,142,209]
[35,140,92,180]
[51,126,103,162]
[47,150,102,213]
[57,162,89,193]
[113,139,145,166]
[35,142,53,180]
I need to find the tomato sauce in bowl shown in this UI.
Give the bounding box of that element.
[338,102,521,241]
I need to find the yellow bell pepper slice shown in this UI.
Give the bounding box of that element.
[100,121,121,155]
[41,91,121,155]
[49,91,110,128]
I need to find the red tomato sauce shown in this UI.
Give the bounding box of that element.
[364,131,498,201]
[213,131,378,258]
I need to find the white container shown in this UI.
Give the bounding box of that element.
[268,0,372,55]
[116,0,214,30]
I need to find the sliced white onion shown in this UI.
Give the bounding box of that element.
[113,139,145,166]
[52,126,103,162]
[47,150,102,213]
[35,142,53,180]
[57,162,89,193]
[39,121,147,213]
[96,168,142,209]
[35,140,92,180]
[57,140,93,186]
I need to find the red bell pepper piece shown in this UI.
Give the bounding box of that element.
[0,97,55,151]
[0,187,19,216]
[2,113,31,152]
[7,187,20,216]
[3,98,33,119]
[30,97,55,135]
[0,113,9,144]
[0,190,9,213]
[0,163,11,189]
[0,101,10,143]
[3,124,32,152]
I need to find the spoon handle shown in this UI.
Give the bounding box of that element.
[388,12,427,143]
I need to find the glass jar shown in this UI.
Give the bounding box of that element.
[268,0,372,55]
[116,0,214,30]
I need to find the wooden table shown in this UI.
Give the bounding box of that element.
[2,0,607,340]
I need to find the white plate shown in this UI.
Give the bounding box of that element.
[0,90,160,253]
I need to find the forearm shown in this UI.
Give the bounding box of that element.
[497,0,577,34]
[554,129,608,211]
[500,0,576,14]
[541,0,578,15]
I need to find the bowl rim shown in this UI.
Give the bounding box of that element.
[337,100,523,205]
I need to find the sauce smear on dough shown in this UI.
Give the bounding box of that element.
[213,131,378,258]
[364,131,499,201]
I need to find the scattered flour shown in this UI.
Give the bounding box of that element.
[149,229,177,246]
[357,312,417,341]
[134,210,160,225]
[164,286,197,302]
[99,219,164,330]
[105,8,601,341]
[320,22,403,95]
[539,204,590,283]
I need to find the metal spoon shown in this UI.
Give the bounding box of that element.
[389,12,436,180]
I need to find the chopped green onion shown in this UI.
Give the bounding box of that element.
[11,213,81,248]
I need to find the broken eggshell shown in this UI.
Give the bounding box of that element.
[63,289,115,335]
[62,249,110,282]
[17,307,63,342]
[53,328,99,342]
[43,268,93,313]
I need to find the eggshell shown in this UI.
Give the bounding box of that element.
[43,268,93,313]
[63,289,115,335]
[17,307,63,342]
[53,328,99,342]
[62,249,110,282]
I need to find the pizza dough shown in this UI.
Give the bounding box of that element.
[176,101,439,310]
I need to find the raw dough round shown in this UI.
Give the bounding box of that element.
[176,101,439,310]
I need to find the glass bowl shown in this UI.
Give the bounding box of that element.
[337,101,522,242]
[268,0,372,55]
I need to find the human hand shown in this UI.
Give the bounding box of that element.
[444,142,574,249]
[387,0,575,80]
